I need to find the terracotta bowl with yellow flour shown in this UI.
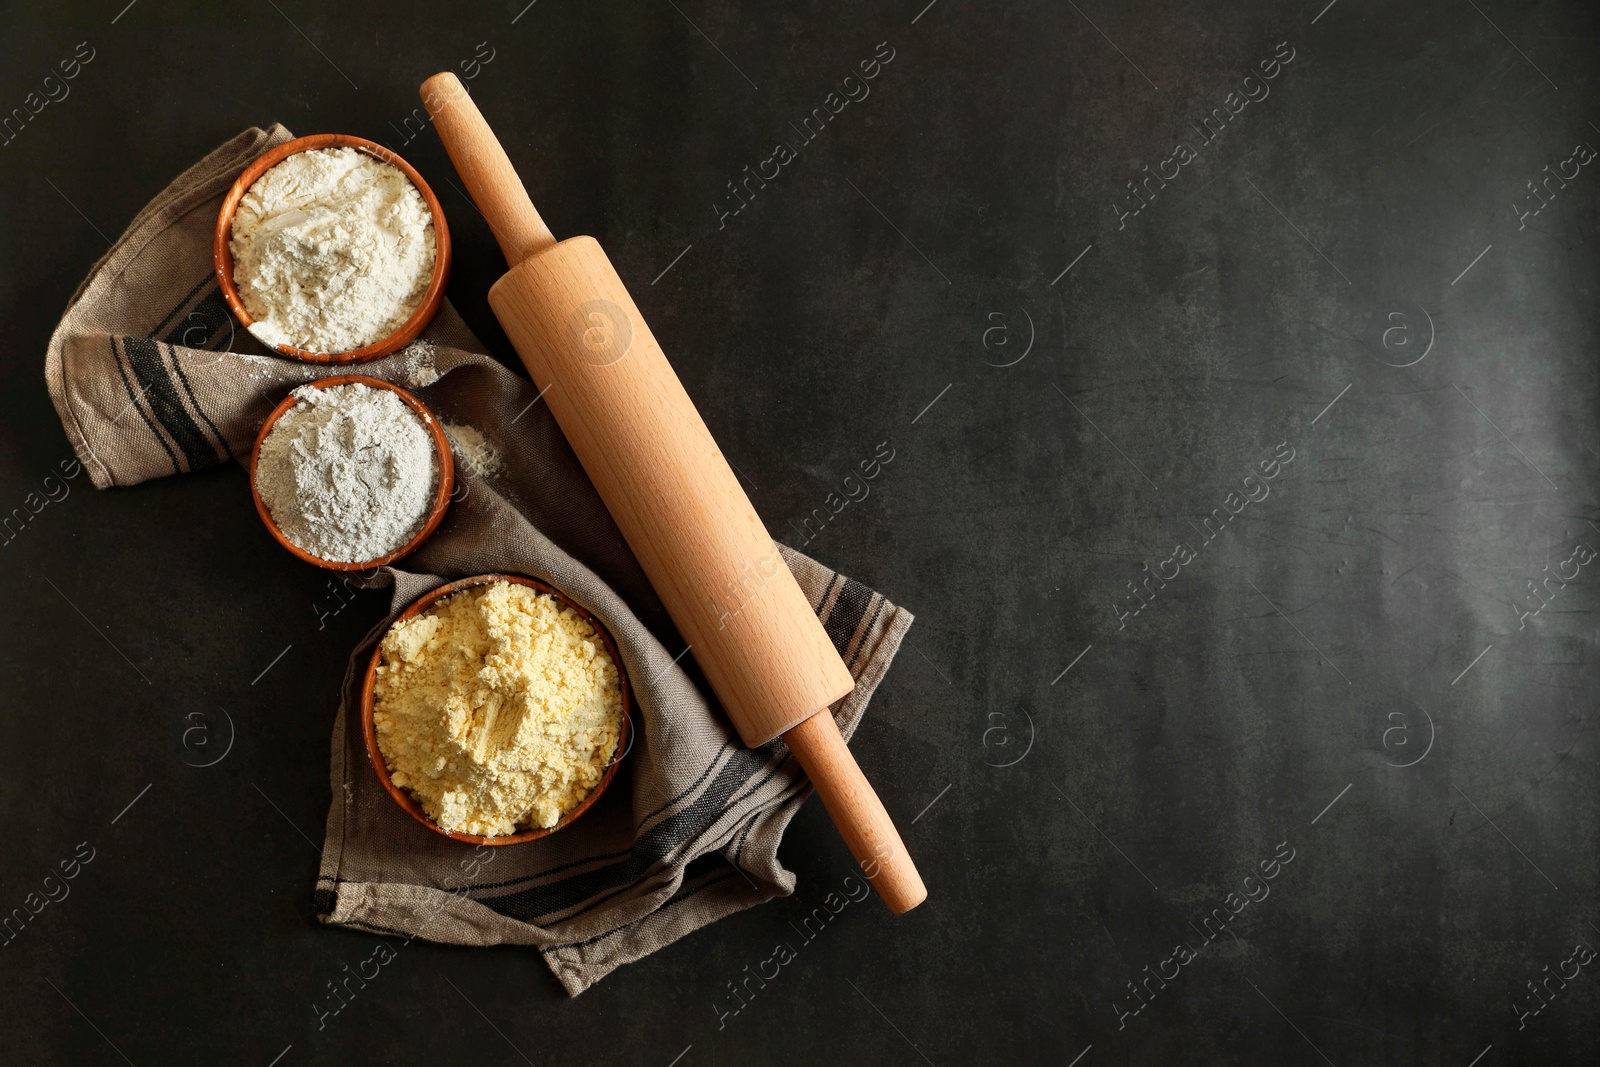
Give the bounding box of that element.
[360,574,633,846]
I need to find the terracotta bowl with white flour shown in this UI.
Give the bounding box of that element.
[359,574,634,846]
[214,133,451,363]
[249,375,454,571]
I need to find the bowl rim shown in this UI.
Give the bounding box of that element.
[359,574,634,846]
[213,133,452,364]
[248,375,454,571]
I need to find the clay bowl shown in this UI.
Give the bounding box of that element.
[248,375,454,571]
[213,133,451,364]
[360,574,634,846]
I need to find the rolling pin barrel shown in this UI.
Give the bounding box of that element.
[487,234,853,743]
[421,72,925,913]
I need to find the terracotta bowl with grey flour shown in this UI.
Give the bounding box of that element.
[248,375,454,571]
[213,133,451,364]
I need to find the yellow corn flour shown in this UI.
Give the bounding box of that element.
[373,581,624,836]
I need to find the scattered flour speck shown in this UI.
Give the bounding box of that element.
[398,339,440,387]
[443,422,501,478]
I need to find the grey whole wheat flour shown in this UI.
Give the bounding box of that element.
[255,382,440,563]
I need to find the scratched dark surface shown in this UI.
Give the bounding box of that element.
[2,1,1597,1064]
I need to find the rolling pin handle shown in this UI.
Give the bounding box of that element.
[419,71,557,266]
[783,710,927,914]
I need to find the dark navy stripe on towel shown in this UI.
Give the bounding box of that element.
[823,577,872,658]
[111,336,180,476]
[162,285,233,350]
[121,335,219,471]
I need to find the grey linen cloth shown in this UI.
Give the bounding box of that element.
[43,127,913,995]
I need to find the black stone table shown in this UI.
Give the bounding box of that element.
[2,1,1595,1063]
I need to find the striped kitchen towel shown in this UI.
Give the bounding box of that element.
[43,126,913,995]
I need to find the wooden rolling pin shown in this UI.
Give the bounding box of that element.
[421,72,926,913]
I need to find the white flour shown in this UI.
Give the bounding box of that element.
[256,383,439,563]
[231,147,436,354]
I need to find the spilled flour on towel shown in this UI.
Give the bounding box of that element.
[398,338,440,387]
[443,422,501,478]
